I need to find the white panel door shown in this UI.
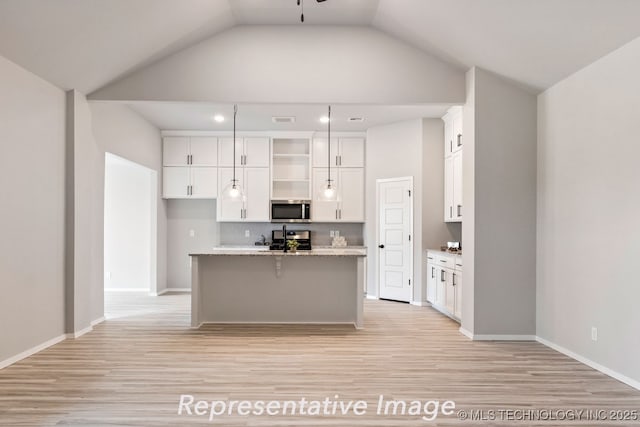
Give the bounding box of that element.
[244,167,270,221]
[452,150,463,221]
[243,137,270,167]
[163,137,190,166]
[217,168,243,221]
[311,168,339,221]
[189,137,218,166]
[218,137,243,167]
[162,167,190,198]
[190,167,217,199]
[312,138,339,168]
[338,138,365,167]
[338,168,364,222]
[378,178,412,302]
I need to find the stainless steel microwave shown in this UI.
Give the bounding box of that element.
[270,200,311,223]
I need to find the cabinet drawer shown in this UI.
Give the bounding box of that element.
[454,256,463,271]
[429,252,454,269]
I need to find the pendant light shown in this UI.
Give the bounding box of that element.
[317,105,338,202]
[221,104,244,201]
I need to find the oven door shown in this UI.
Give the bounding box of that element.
[270,201,311,223]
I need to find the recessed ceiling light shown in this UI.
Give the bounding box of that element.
[213,115,225,123]
[319,116,330,123]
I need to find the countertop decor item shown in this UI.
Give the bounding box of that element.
[287,239,300,252]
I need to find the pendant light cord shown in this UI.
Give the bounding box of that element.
[233,104,238,185]
[327,105,331,184]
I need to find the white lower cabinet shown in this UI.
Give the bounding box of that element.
[426,250,462,322]
[163,166,217,199]
[217,167,269,222]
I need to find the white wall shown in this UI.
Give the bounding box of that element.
[104,154,154,290]
[0,55,66,363]
[462,67,537,337]
[90,25,465,104]
[365,119,424,301]
[537,37,640,384]
[90,102,167,294]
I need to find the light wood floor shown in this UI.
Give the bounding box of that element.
[1,293,639,426]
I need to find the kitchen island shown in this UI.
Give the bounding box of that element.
[190,247,366,329]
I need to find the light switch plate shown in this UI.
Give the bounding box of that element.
[245,230,250,237]
[330,231,335,237]
[189,229,195,237]
[591,327,598,341]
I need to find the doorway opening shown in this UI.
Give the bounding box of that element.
[376,177,414,303]
[104,153,158,318]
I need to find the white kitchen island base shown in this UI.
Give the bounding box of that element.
[190,249,366,329]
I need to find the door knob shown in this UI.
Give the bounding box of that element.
[378,244,385,249]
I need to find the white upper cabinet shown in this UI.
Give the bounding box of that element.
[189,137,218,166]
[163,167,190,198]
[217,167,269,222]
[312,137,364,168]
[219,137,270,167]
[443,106,463,222]
[443,106,462,157]
[190,167,218,198]
[243,137,271,167]
[218,137,244,167]
[163,136,217,166]
[163,137,190,166]
[338,168,365,222]
[338,138,365,167]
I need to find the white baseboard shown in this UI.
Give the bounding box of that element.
[91,317,105,327]
[459,327,473,339]
[473,334,537,341]
[104,288,148,292]
[156,287,191,296]
[67,325,92,339]
[536,336,640,391]
[410,301,430,307]
[366,295,379,300]
[0,334,66,370]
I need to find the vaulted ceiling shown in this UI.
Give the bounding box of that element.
[1,0,640,94]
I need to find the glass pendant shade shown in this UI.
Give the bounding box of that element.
[221,179,244,201]
[317,105,338,202]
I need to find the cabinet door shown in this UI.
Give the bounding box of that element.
[445,268,455,314]
[454,270,462,319]
[190,167,217,199]
[452,112,463,153]
[217,168,243,221]
[243,137,270,167]
[312,168,339,221]
[452,150,463,221]
[312,138,339,168]
[243,167,270,222]
[338,168,365,222]
[163,137,190,166]
[162,167,190,198]
[426,262,437,303]
[218,137,243,167]
[338,138,365,167]
[436,267,446,307]
[444,156,454,221]
[189,137,218,166]
[443,114,454,158]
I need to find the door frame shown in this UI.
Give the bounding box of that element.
[375,176,414,303]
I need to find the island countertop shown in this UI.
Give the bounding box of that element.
[190,246,367,257]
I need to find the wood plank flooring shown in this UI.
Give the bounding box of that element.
[0,293,639,426]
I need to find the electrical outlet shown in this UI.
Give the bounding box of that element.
[335,230,340,237]
[189,229,195,237]
[330,230,335,237]
[591,327,598,341]
[245,230,250,238]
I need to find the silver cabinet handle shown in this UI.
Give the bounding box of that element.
[457,134,462,147]
[339,155,342,166]
[453,273,456,286]
[450,140,452,153]
[450,206,453,218]
[339,209,342,220]
[440,270,445,282]
[431,266,435,279]
[457,205,462,217]
[335,210,338,220]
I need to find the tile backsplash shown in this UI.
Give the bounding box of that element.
[220,222,365,246]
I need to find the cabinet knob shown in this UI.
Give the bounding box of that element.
[378,244,385,249]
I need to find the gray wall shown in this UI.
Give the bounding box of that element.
[537,37,640,383]
[0,55,66,362]
[90,102,167,295]
[166,198,364,289]
[462,67,537,336]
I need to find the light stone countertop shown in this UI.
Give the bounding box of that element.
[190,246,367,257]
[426,249,463,257]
